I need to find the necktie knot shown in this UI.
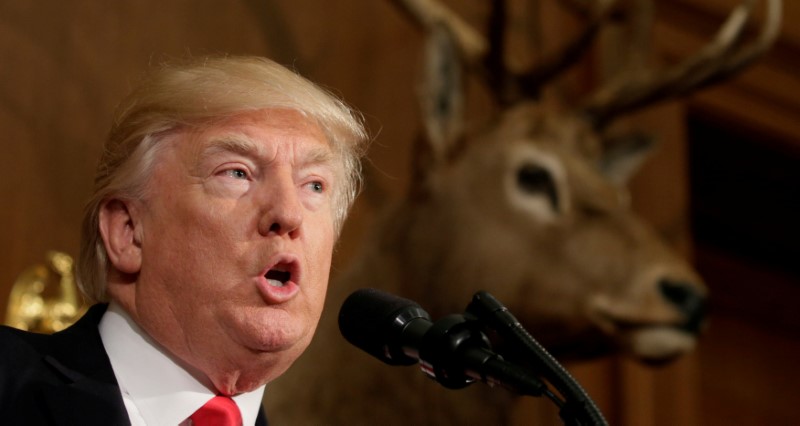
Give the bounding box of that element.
[190,395,242,426]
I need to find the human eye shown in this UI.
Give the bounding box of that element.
[221,167,250,180]
[307,180,325,194]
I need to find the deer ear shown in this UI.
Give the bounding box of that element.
[599,132,656,185]
[419,24,465,164]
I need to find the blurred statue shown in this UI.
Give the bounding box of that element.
[5,251,85,333]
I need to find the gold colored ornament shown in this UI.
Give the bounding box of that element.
[5,251,86,333]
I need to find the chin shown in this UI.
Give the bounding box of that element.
[252,322,317,365]
[234,304,308,347]
[624,327,697,365]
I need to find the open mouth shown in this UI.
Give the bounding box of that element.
[265,265,292,287]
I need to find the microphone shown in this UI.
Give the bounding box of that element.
[338,288,546,395]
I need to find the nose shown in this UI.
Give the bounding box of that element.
[659,280,707,333]
[258,179,303,237]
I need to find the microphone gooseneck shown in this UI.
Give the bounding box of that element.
[467,291,609,426]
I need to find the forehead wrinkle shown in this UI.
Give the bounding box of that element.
[199,133,263,161]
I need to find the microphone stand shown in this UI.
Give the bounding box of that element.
[465,291,609,426]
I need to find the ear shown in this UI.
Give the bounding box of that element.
[410,25,466,196]
[98,198,143,275]
[420,24,465,165]
[599,132,657,185]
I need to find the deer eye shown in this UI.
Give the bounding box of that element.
[516,163,559,211]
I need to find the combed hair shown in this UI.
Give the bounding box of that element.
[77,55,369,303]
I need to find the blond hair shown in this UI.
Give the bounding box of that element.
[78,55,369,303]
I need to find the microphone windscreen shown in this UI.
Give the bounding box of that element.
[338,288,425,365]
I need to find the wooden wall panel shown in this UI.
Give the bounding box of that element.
[1,1,797,425]
[0,0,420,313]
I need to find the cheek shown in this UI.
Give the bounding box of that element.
[143,201,244,285]
[310,224,335,273]
[305,218,336,300]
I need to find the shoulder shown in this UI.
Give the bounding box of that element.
[0,305,108,397]
[0,325,51,364]
[0,325,54,414]
[0,325,52,387]
[0,306,112,416]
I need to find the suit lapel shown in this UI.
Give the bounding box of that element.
[39,304,130,425]
[40,377,130,425]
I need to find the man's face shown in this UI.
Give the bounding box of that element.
[126,109,339,391]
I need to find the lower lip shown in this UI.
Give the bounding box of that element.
[256,278,300,304]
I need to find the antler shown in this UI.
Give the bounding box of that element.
[392,0,782,133]
[488,0,618,104]
[389,0,488,62]
[391,0,618,106]
[581,0,783,129]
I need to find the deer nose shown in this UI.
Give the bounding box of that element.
[659,280,707,334]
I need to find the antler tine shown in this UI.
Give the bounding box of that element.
[389,0,488,64]
[685,0,782,91]
[515,0,618,102]
[484,0,511,102]
[392,0,617,106]
[581,0,783,129]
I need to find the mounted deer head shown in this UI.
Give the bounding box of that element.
[265,0,781,423]
[354,0,781,362]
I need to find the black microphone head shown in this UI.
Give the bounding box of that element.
[338,288,430,366]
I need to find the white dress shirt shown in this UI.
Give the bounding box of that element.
[99,302,266,426]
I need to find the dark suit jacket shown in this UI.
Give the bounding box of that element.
[0,304,268,426]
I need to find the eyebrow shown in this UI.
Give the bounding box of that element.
[199,133,338,169]
[303,145,337,167]
[200,134,261,161]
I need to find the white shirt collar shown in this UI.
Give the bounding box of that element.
[99,302,266,426]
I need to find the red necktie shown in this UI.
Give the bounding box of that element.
[190,395,242,426]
